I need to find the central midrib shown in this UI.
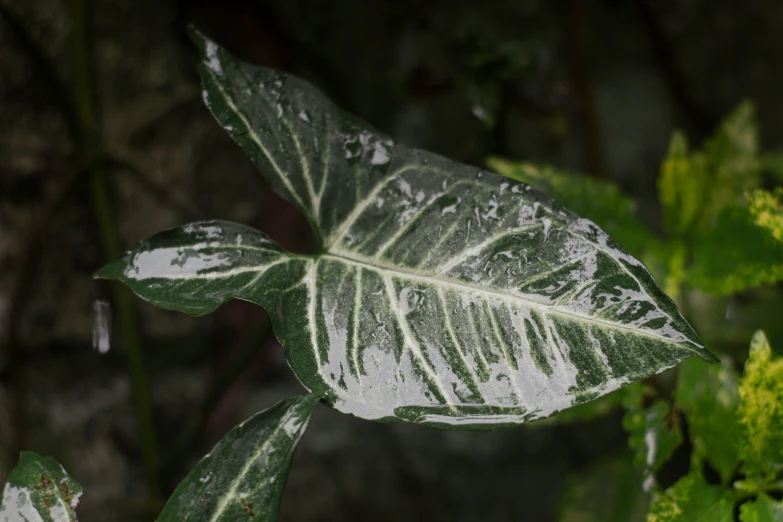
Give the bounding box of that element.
[319,250,699,351]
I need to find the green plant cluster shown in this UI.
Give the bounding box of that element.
[490,104,783,522]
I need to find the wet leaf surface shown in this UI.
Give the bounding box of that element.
[0,451,83,522]
[97,30,715,429]
[157,394,319,522]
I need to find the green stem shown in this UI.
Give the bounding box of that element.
[70,0,160,501]
[90,168,161,500]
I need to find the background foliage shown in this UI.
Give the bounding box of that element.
[1,0,783,521]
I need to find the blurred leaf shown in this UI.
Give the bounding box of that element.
[747,188,783,242]
[659,102,760,238]
[659,131,708,237]
[157,394,319,522]
[738,331,783,483]
[487,157,654,254]
[623,384,682,481]
[0,451,83,522]
[558,453,649,522]
[674,357,741,484]
[646,473,734,522]
[739,493,783,522]
[687,206,783,294]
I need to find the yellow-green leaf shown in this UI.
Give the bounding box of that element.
[739,493,783,522]
[646,473,734,522]
[659,102,760,238]
[738,331,783,482]
[747,188,783,242]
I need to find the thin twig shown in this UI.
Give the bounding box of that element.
[69,0,161,501]
[636,0,715,137]
[558,0,606,178]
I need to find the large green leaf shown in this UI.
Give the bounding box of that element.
[97,30,715,428]
[675,357,741,484]
[157,394,319,522]
[740,493,783,522]
[646,473,734,522]
[0,451,83,522]
[738,331,783,482]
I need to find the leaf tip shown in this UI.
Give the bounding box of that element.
[749,329,771,359]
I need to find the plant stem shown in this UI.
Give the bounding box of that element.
[69,0,160,501]
[89,167,161,500]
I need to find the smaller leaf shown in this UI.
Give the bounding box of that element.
[157,394,320,522]
[739,493,783,522]
[658,131,707,236]
[94,220,293,316]
[623,384,682,486]
[738,331,783,483]
[674,356,741,484]
[0,451,83,522]
[646,473,734,522]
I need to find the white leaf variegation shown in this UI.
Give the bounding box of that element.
[157,395,318,522]
[96,29,717,428]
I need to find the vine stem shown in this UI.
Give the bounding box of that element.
[70,0,161,501]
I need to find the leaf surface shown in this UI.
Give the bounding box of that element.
[658,102,759,238]
[0,451,83,522]
[157,394,319,522]
[98,30,715,428]
[646,473,734,522]
[738,331,783,482]
[739,493,783,522]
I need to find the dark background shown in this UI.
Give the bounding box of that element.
[1,0,782,520]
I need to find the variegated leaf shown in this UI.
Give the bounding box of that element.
[0,452,83,522]
[96,30,715,429]
[157,395,318,522]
